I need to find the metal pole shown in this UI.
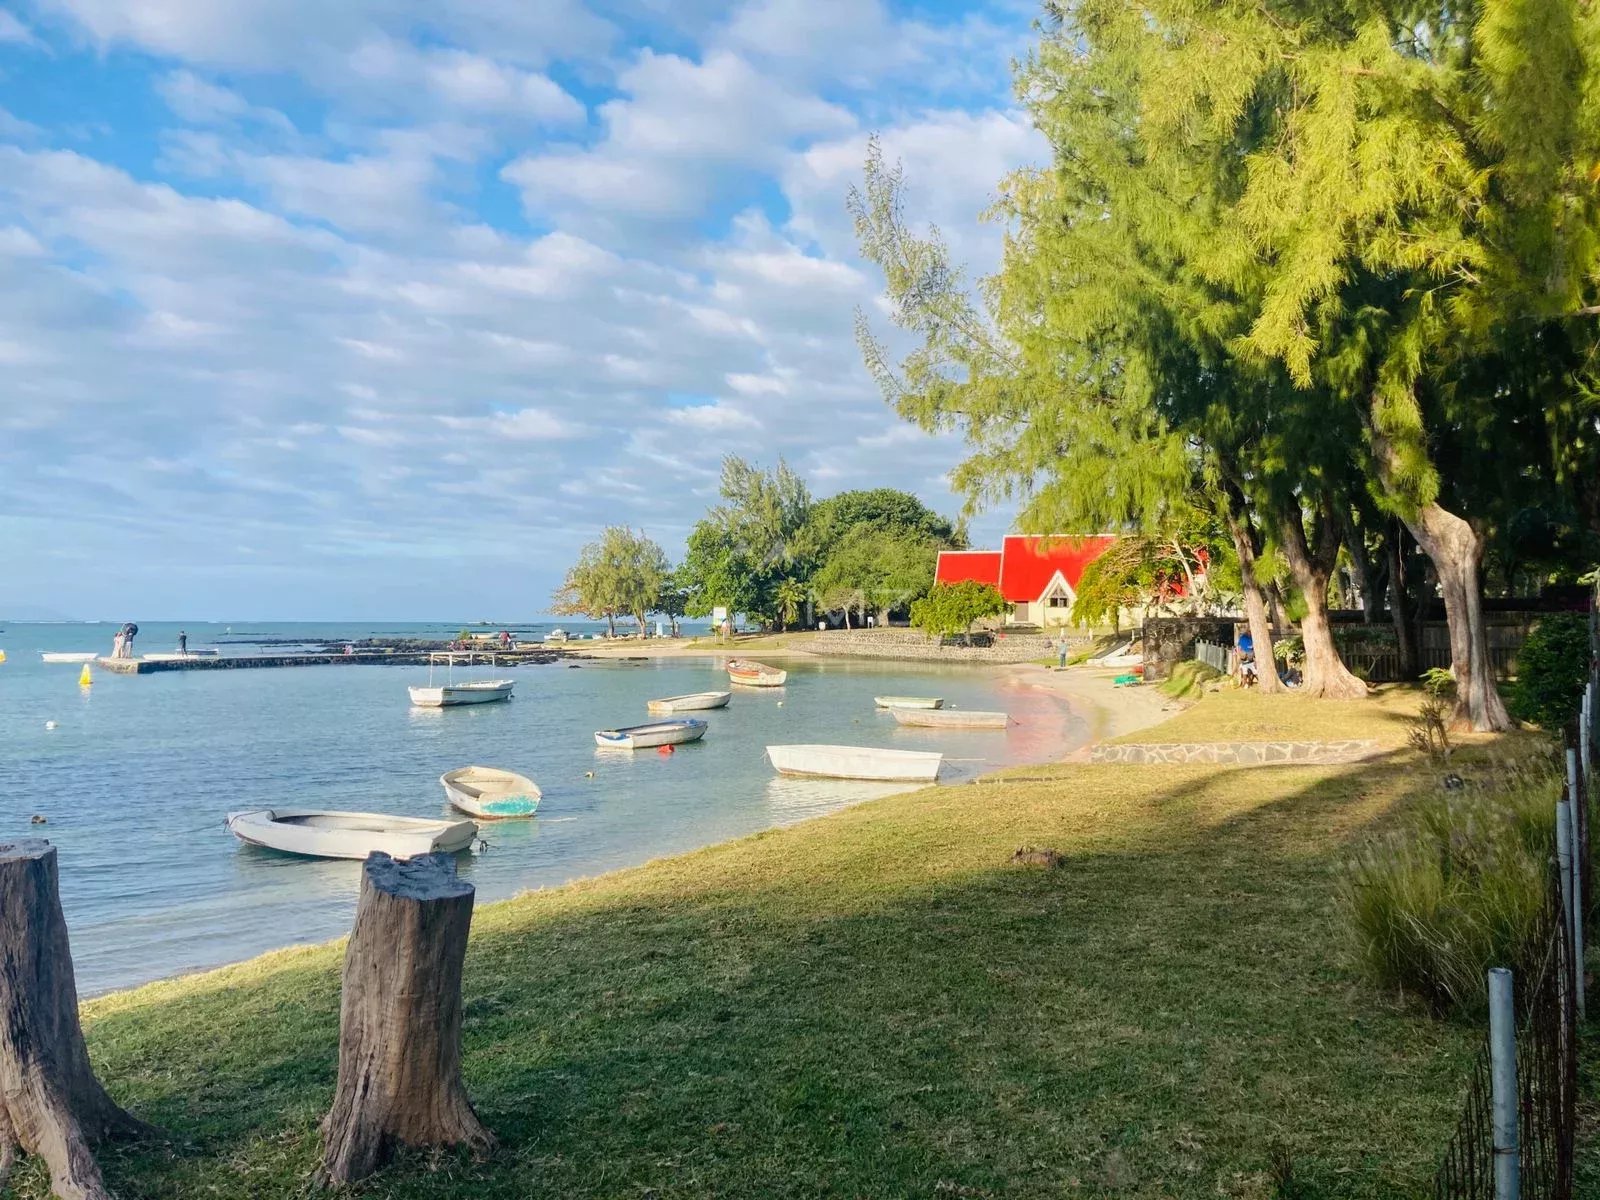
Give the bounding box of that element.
[1488,967,1520,1200]
[1568,750,1588,1019]
[1558,798,1580,1019]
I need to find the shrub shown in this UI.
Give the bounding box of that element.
[1160,659,1221,701]
[1343,756,1560,1017]
[1406,668,1455,763]
[1510,613,1590,729]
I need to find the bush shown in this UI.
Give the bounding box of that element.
[1159,659,1221,701]
[1343,757,1560,1017]
[1406,668,1455,763]
[1510,613,1590,729]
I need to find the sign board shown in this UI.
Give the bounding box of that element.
[712,606,729,623]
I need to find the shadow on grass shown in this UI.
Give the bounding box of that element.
[72,753,1479,1200]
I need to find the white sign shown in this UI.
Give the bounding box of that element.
[712,606,729,623]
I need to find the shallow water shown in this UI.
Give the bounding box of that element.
[0,622,1086,994]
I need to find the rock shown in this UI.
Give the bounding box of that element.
[29,816,46,825]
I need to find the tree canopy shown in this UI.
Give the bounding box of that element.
[552,527,668,638]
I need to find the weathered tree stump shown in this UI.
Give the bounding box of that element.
[316,852,492,1187]
[0,840,148,1200]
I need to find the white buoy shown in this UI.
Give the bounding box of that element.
[44,721,57,731]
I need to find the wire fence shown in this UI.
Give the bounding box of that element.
[1430,627,1594,1199]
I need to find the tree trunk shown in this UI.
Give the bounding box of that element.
[1267,584,1290,636]
[1221,486,1284,694]
[317,853,492,1188]
[1407,502,1511,731]
[1387,526,1421,679]
[605,612,616,638]
[1273,500,1368,700]
[0,841,149,1200]
[1338,507,1380,622]
[1365,415,1510,730]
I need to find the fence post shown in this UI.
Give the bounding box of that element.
[1558,796,1583,1022]
[1488,967,1520,1200]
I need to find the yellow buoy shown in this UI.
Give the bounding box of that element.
[0,649,7,663]
[78,664,92,687]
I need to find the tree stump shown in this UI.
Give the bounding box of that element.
[316,852,492,1187]
[0,840,148,1200]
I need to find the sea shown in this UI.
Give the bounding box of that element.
[0,621,1088,995]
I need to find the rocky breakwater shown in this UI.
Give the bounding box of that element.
[808,628,1063,664]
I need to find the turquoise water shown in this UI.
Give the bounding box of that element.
[0,622,1086,994]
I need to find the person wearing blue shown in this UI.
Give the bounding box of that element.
[1236,630,1257,685]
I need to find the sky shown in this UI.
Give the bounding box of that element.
[0,0,1048,620]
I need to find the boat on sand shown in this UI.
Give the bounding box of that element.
[874,695,943,710]
[594,719,709,750]
[891,708,1010,730]
[727,659,786,686]
[225,809,478,860]
[440,766,541,819]
[647,691,732,714]
[766,744,942,783]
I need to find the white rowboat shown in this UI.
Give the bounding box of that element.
[226,809,479,860]
[727,659,786,686]
[40,652,98,663]
[408,679,516,707]
[647,691,732,714]
[874,695,944,710]
[594,719,708,750]
[440,766,541,819]
[766,744,943,782]
[891,708,1010,730]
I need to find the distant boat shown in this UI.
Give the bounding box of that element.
[40,652,98,663]
[440,767,541,819]
[409,679,515,707]
[874,695,944,710]
[727,659,786,686]
[766,744,943,782]
[594,719,708,750]
[647,691,731,714]
[891,708,1010,730]
[226,809,478,860]
[545,629,570,643]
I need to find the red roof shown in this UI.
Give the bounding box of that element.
[997,535,1116,602]
[935,550,1002,589]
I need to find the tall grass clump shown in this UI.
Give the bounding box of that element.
[1160,659,1222,701]
[1344,757,1561,1017]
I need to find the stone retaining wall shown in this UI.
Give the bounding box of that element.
[807,629,1085,664]
[1089,739,1381,766]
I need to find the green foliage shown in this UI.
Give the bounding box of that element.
[772,578,806,631]
[813,525,939,625]
[1510,613,1591,728]
[553,527,669,636]
[1344,758,1560,1016]
[1160,660,1221,702]
[678,456,812,624]
[1408,671,1457,763]
[909,581,1007,642]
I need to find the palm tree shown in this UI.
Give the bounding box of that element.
[774,578,806,632]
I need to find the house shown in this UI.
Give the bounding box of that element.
[934,535,1118,627]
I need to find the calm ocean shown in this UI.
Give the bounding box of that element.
[0,621,1086,994]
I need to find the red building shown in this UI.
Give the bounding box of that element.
[935,535,1118,627]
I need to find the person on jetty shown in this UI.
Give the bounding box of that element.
[177,630,187,656]
[122,622,138,658]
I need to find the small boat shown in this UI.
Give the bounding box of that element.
[225,809,478,860]
[727,658,786,686]
[594,719,708,750]
[408,680,516,707]
[440,766,541,819]
[647,690,732,714]
[891,708,1010,730]
[545,629,570,643]
[766,744,943,782]
[874,695,944,710]
[40,652,98,663]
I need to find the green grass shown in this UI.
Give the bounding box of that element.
[21,693,1512,1198]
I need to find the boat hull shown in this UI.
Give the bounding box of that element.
[409,680,516,707]
[873,695,944,710]
[646,691,732,714]
[440,767,541,819]
[891,708,1009,730]
[40,652,98,663]
[226,809,479,860]
[594,719,708,750]
[766,744,942,782]
[726,658,786,686]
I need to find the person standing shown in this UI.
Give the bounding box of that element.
[177,630,187,656]
[1057,639,1068,670]
[122,622,138,659]
[112,630,125,659]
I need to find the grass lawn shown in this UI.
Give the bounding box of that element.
[17,690,1521,1198]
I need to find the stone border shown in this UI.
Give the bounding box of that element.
[1089,739,1382,766]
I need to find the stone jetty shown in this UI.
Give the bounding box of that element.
[96,649,562,675]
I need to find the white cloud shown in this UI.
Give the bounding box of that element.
[665,402,760,430]
[155,70,294,130]
[0,106,42,141]
[344,38,584,124]
[0,8,40,45]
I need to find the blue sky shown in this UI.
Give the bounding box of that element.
[0,0,1046,620]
